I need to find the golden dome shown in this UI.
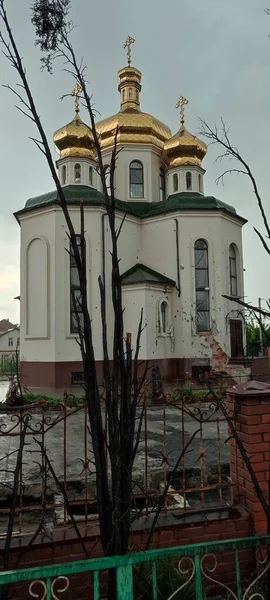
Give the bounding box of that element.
[54,113,96,160]
[164,124,207,168]
[96,65,171,151]
[164,96,207,168]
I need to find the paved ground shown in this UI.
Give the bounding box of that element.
[0,403,228,492]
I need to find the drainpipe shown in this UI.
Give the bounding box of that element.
[174,218,181,297]
[102,213,106,301]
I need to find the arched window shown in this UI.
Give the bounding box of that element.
[74,163,81,183]
[130,161,144,198]
[122,89,126,102]
[158,299,171,335]
[62,165,67,185]
[198,173,202,193]
[173,173,178,192]
[129,88,133,99]
[104,164,110,192]
[229,244,237,296]
[89,166,93,186]
[186,171,192,190]
[195,239,210,332]
[159,167,165,201]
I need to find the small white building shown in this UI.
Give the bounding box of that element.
[15,50,248,395]
[0,327,20,357]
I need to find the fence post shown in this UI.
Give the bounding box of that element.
[227,380,270,534]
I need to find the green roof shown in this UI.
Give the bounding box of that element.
[121,264,176,286]
[15,186,244,222]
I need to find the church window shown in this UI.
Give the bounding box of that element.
[195,239,210,332]
[122,89,126,101]
[158,298,171,335]
[136,90,139,101]
[130,161,144,198]
[159,167,165,201]
[74,163,81,183]
[198,173,202,193]
[173,173,178,192]
[104,164,110,192]
[229,244,237,296]
[186,171,192,190]
[70,235,83,334]
[62,165,67,185]
[128,87,133,99]
[89,165,93,186]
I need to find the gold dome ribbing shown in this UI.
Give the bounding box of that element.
[164,96,207,168]
[53,83,96,160]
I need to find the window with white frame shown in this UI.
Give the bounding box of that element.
[186,171,192,190]
[194,239,210,332]
[62,165,67,185]
[157,298,171,335]
[159,167,165,201]
[173,173,178,192]
[198,173,202,193]
[8,337,13,347]
[74,163,81,183]
[70,235,83,334]
[130,161,144,198]
[229,244,238,296]
[89,166,93,186]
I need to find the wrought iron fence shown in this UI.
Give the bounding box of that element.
[0,387,235,535]
[0,535,269,599]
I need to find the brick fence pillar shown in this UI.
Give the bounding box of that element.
[227,380,270,535]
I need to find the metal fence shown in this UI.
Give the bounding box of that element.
[0,535,269,600]
[0,386,236,536]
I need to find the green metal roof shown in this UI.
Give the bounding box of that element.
[121,264,176,286]
[15,185,244,222]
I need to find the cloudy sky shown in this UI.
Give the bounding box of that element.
[0,0,269,322]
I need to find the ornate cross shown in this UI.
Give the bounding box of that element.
[72,83,83,114]
[123,36,135,66]
[175,96,189,125]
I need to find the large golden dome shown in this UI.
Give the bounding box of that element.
[96,65,171,151]
[164,97,207,168]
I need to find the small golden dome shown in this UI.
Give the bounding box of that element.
[164,124,207,168]
[164,96,207,168]
[54,83,96,160]
[54,113,96,160]
[96,65,171,151]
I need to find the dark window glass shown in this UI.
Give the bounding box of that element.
[62,165,67,185]
[195,239,210,332]
[130,161,144,198]
[186,171,192,190]
[229,244,237,296]
[198,173,202,192]
[70,235,83,334]
[74,163,81,183]
[159,167,165,201]
[173,173,178,192]
[89,166,93,186]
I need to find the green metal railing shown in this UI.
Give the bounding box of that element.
[0,535,269,600]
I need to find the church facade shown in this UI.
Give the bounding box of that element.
[15,41,248,395]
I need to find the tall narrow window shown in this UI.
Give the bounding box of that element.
[104,164,110,192]
[122,89,126,101]
[62,165,67,185]
[186,171,192,190]
[198,173,202,193]
[8,337,13,347]
[130,161,144,198]
[74,163,81,183]
[70,235,83,334]
[159,167,165,201]
[89,166,93,186]
[158,299,171,335]
[195,239,210,332]
[129,88,133,99]
[173,173,178,192]
[229,244,237,296]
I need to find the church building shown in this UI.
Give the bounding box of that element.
[15,39,248,395]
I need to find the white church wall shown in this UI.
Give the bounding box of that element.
[122,286,147,356]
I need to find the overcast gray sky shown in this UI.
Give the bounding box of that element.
[0,0,269,322]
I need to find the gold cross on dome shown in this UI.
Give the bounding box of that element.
[72,83,83,114]
[175,96,189,125]
[123,35,135,66]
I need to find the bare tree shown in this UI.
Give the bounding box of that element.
[0,0,148,581]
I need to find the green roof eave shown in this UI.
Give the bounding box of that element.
[121,263,176,287]
[14,187,246,224]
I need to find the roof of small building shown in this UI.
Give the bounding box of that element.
[0,319,17,333]
[0,326,20,338]
[15,185,245,223]
[121,263,176,286]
